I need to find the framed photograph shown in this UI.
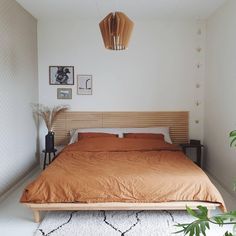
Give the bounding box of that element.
[57,88,72,99]
[49,66,74,85]
[77,75,92,95]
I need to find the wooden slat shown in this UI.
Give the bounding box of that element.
[102,112,189,144]
[52,112,67,144]
[25,202,219,211]
[52,111,189,145]
[66,112,102,130]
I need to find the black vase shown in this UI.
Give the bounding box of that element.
[45,131,55,152]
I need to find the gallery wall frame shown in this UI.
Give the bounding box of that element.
[49,66,74,85]
[77,74,92,95]
[57,88,72,99]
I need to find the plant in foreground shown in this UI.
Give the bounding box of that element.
[175,206,236,236]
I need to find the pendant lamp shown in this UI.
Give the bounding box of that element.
[99,12,134,50]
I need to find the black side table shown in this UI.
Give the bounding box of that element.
[180,143,204,168]
[42,148,57,169]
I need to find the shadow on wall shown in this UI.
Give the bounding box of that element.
[32,108,40,163]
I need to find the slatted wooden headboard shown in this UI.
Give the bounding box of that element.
[53,111,189,145]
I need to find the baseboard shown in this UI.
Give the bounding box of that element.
[0,164,39,203]
[204,166,236,199]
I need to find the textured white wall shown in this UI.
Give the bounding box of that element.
[0,0,38,195]
[38,19,206,142]
[205,0,236,197]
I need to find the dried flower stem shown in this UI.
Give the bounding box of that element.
[32,104,69,131]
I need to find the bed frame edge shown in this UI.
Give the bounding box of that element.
[23,202,220,223]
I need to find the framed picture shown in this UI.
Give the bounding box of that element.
[49,66,74,85]
[77,75,92,95]
[57,88,72,99]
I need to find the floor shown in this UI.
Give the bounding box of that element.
[0,169,40,236]
[0,168,235,236]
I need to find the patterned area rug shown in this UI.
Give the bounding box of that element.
[35,211,232,236]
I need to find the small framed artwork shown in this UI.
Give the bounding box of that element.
[49,66,74,85]
[77,75,92,95]
[57,88,72,99]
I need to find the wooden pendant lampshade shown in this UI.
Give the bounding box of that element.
[99,12,134,50]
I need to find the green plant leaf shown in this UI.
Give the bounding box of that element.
[197,206,208,219]
[214,216,224,226]
[230,130,236,137]
[215,211,236,222]
[174,207,236,236]
[195,224,200,235]
[224,231,233,236]
[200,222,207,236]
[186,206,199,218]
[230,137,236,147]
[229,130,236,137]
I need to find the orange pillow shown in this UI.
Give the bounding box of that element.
[124,133,165,140]
[78,132,118,140]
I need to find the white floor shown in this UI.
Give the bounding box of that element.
[0,168,235,236]
[0,169,40,236]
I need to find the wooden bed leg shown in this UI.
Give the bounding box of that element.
[33,210,41,223]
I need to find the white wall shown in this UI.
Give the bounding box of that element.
[0,0,38,196]
[38,19,205,141]
[205,0,236,197]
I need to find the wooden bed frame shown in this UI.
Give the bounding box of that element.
[22,111,221,222]
[25,202,220,223]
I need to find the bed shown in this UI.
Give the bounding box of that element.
[20,112,225,222]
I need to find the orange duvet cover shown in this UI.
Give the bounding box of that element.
[20,137,225,211]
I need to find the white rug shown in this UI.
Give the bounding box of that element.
[35,211,233,236]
